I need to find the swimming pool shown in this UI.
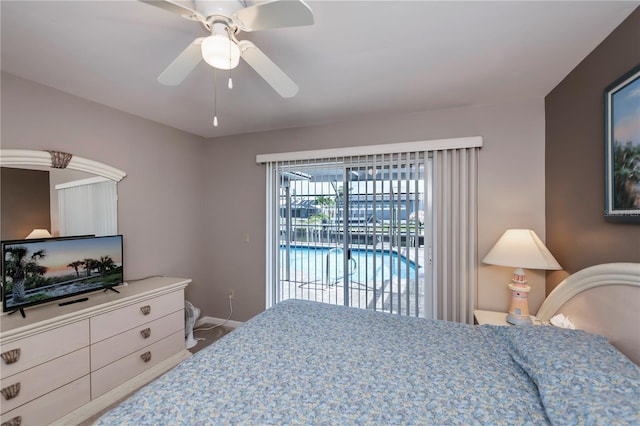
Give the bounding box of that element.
[279,245,419,285]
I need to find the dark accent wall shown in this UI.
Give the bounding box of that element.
[1,167,51,240]
[545,7,640,293]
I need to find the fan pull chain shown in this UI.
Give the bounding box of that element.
[213,68,219,127]
[226,27,234,90]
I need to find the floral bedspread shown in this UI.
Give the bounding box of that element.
[96,299,640,425]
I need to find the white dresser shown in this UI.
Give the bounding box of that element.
[0,276,191,426]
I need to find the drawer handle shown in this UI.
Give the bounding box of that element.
[1,383,20,400]
[1,348,20,365]
[140,328,151,339]
[140,305,151,315]
[140,351,152,363]
[1,416,22,426]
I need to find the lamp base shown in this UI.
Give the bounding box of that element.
[507,269,532,327]
[506,313,533,326]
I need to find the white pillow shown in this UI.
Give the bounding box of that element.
[549,313,575,329]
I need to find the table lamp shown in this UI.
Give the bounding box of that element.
[25,229,52,239]
[483,229,561,326]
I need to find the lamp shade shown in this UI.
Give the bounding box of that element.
[483,229,561,270]
[25,229,52,239]
[201,35,240,70]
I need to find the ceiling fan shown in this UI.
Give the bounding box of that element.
[139,0,314,98]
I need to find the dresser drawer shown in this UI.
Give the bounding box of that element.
[91,310,184,371]
[91,331,184,398]
[0,347,89,413]
[0,375,90,426]
[0,320,89,379]
[90,290,184,343]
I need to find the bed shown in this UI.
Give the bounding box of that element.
[95,263,640,425]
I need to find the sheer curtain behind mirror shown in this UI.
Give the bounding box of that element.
[57,177,118,236]
[258,137,482,323]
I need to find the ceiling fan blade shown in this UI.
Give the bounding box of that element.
[238,40,298,98]
[138,0,205,21]
[158,37,204,86]
[233,0,313,32]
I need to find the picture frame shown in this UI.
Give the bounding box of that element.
[604,64,640,222]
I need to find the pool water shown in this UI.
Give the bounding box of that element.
[280,245,419,285]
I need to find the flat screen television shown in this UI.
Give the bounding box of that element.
[2,234,124,315]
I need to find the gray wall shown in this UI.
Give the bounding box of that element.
[2,70,548,321]
[1,72,211,311]
[545,8,640,293]
[3,11,637,323]
[205,99,548,321]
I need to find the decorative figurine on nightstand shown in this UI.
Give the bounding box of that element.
[483,229,562,326]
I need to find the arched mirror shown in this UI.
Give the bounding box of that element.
[0,149,126,240]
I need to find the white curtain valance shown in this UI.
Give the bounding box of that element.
[256,136,483,164]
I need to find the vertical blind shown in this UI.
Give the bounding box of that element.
[258,137,481,323]
[266,153,426,316]
[429,148,479,323]
[57,177,118,237]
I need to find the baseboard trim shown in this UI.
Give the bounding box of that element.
[194,315,243,329]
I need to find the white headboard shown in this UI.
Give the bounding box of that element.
[537,263,640,365]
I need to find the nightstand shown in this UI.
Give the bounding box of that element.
[473,310,510,326]
[474,310,546,326]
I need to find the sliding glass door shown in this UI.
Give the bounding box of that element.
[262,137,481,323]
[272,153,428,317]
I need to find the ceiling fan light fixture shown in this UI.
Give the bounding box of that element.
[201,34,240,70]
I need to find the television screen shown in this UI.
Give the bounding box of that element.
[2,235,124,313]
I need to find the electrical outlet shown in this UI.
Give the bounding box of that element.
[228,289,234,299]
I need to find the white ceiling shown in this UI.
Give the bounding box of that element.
[1,1,638,139]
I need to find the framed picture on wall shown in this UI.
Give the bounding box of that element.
[604,63,640,222]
